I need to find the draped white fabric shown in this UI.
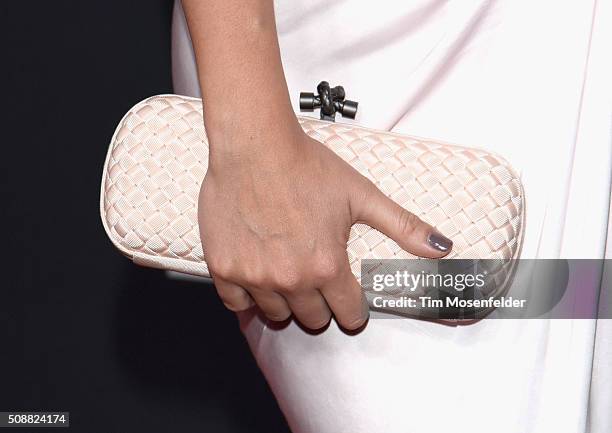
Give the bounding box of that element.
[172,1,612,432]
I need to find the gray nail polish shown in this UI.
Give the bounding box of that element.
[427,230,453,252]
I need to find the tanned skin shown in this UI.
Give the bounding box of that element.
[182,0,452,330]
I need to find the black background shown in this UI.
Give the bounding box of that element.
[1,2,290,432]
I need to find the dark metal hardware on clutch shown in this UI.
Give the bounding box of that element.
[299,81,358,122]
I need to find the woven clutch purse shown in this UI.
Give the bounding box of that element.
[100,94,524,318]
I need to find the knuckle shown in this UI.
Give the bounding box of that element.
[221,299,250,312]
[340,313,368,331]
[268,257,303,291]
[207,257,233,279]
[396,209,420,236]
[265,310,292,322]
[314,254,342,281]
[248,267,269,288]
[274,269,302,293]
[303,316,331,330]
[217,291,250,312]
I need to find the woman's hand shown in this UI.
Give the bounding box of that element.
[182,0,451,329]
[199,126,452,330]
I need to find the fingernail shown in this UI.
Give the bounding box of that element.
[427,230,453,252]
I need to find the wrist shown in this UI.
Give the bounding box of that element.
[205,108,303,165]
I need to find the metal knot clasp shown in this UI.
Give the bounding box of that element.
[299,81,358,122]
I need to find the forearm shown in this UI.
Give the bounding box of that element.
[182,0,299,161]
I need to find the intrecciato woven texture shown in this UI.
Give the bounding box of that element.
[100,95,524,312]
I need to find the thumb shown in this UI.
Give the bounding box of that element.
[353,183,453,258]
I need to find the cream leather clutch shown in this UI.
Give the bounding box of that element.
[100,94,524,318]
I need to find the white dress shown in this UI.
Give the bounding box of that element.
[171,1,612,432]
